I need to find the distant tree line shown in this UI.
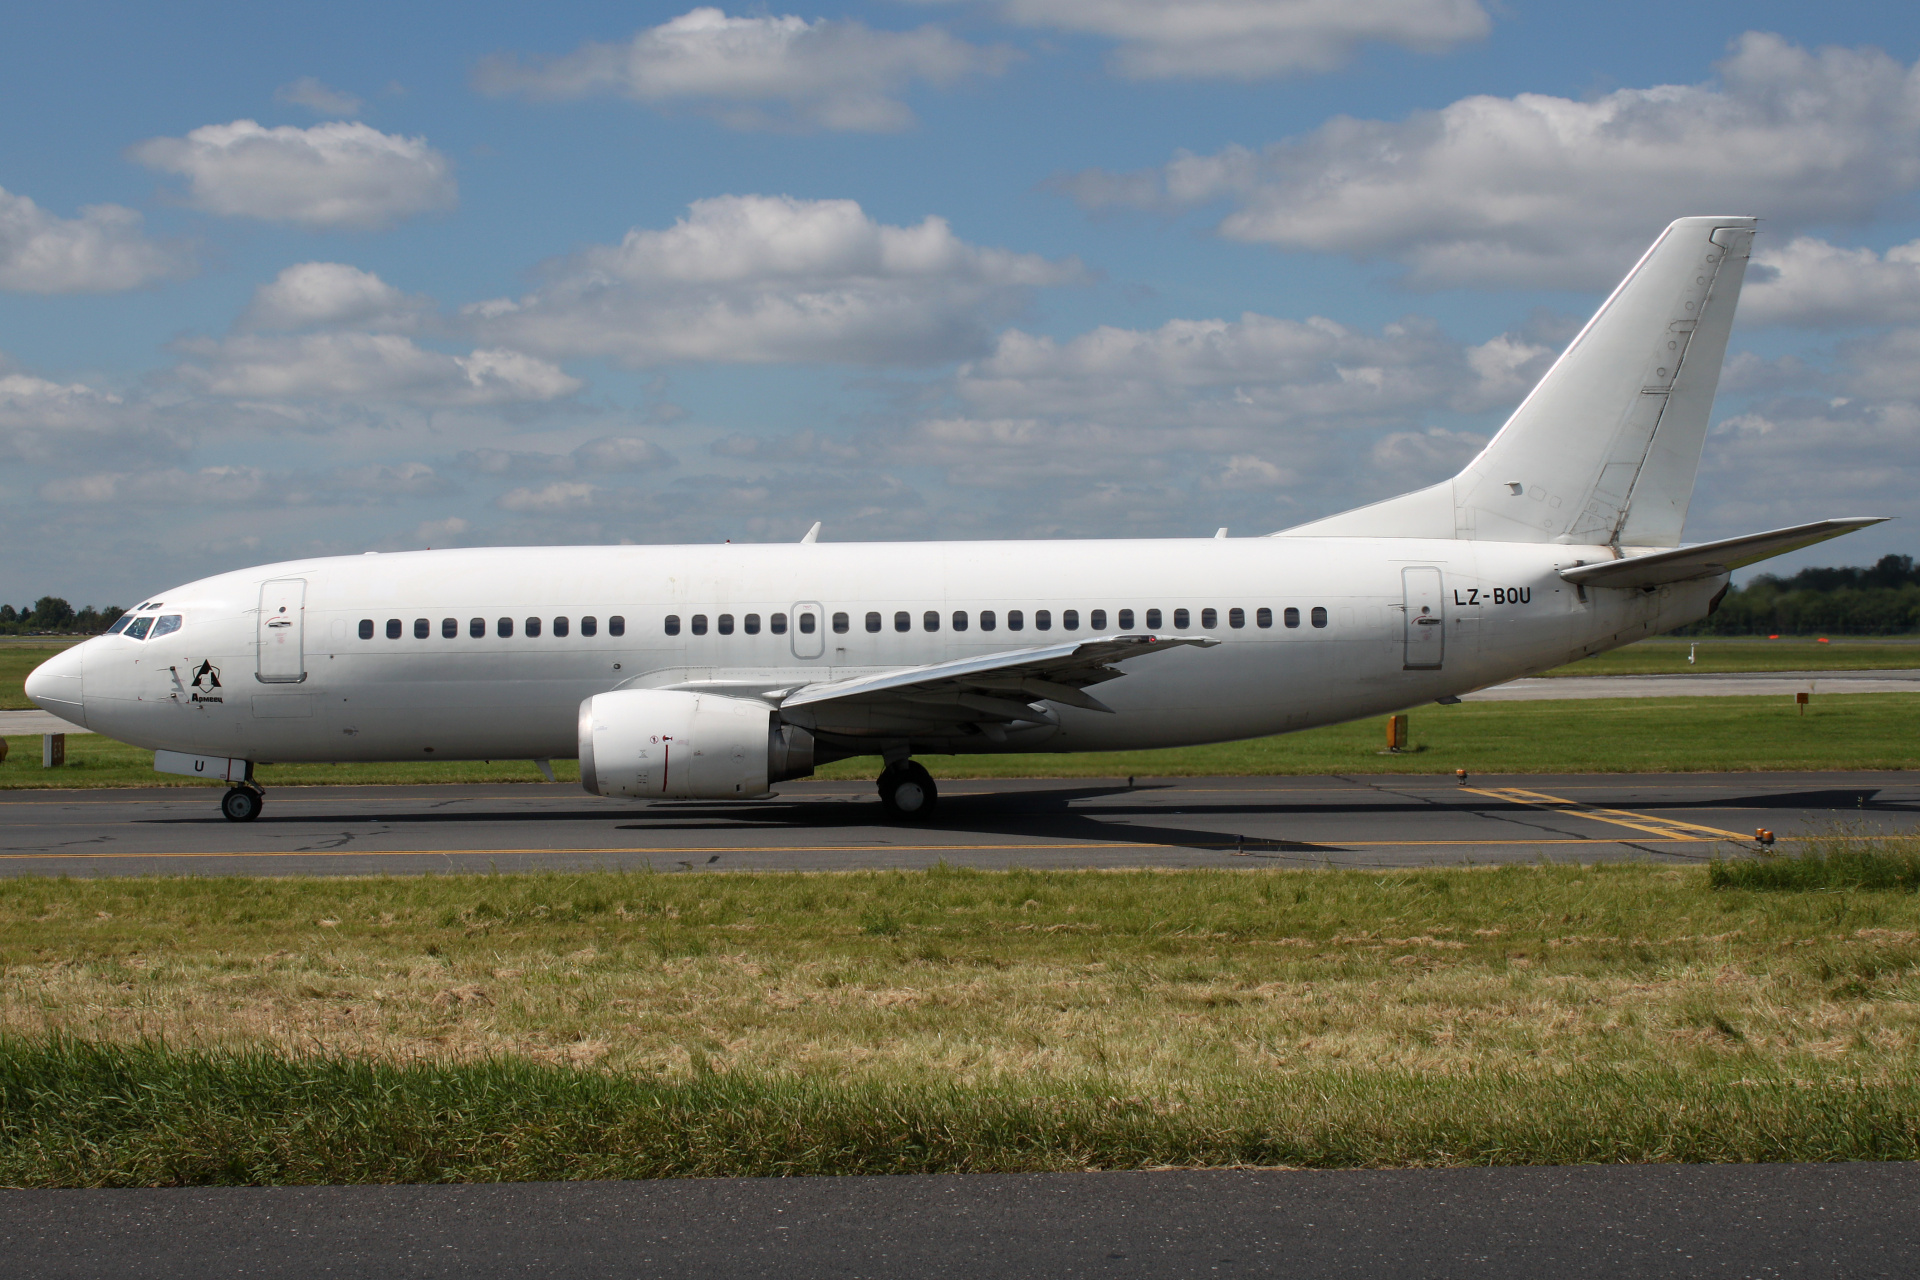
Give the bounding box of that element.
[0,598,125,636]
[1680,554,1920,636]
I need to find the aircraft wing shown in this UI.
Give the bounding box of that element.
[1559,518,1889,589]
[778,633,1218,737]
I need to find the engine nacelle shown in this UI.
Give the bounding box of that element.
[578,689,813,799]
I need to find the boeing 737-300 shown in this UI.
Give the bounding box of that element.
[24,216,1887,822]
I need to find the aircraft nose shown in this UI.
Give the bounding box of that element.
[23,644,86,729]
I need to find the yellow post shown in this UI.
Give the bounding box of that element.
[1386,714,1409,751]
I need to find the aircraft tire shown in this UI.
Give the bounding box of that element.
[221,785,264,823]
[878,760,938,820]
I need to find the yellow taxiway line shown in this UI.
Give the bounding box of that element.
[1463,786,1750,844]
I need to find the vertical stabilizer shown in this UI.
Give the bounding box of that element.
[1282,217,1755,546]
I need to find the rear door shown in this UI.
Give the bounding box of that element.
[257,578,308,683]
[1401,567,1445,670]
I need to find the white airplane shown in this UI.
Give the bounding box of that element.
[26,216,1885,823]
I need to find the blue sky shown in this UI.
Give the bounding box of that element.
[3,0,1917,606]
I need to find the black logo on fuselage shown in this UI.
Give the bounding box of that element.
[191,660,222,690]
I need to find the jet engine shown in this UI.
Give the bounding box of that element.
[578,689,814,799]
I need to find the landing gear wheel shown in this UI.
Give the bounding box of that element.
[878,760,938,820]
[221,785,264,823]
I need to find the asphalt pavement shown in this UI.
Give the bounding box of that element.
[2,770,1914,876]
[5,1163,1916,1279]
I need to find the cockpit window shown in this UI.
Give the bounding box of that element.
[105,615,132,635]
[124,616,154,640]
[151,615,184,639]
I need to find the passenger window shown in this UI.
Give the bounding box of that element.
[1035,609,1052,631]
[894,611,910,632]
[1090,609,1106,630]
[1229,608,1245,629]
[866,612,882,633]
[1173,608,1189,629]
[1284,607,1300,628]
[664,614,681,636]
[1256,607,1273,629]
[771,613,788,634]
[800,612,816,634]
[1118,609,1133,630]
[525,617,542,638]
[442,617,458,639]
[1201,608,1217,628]
[414,618,430,639]
[1062,609,1078,630]
[832,612,849,634]
[1008,610,1024,631]
[744,613,761,635]
[1311,606,1329,628]
[359,619,374,640]
[581,616,597,637]
[923,610,939,632]
[497,617,513,638]
[470,617,485,639]
[609,616,624,637]
[691,614,708,635]
[125,616,153,640]
[717,614,735,635]
[1146,608,1161,629]
[554,617,570,638]
[952,610,968,632]
[107,615,133,635]
[980,610,996,631]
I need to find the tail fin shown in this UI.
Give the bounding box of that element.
[1283,216,1756,547]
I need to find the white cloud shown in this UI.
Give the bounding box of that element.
[1838,328,1920,400]
[1056,33,1920,288]
[274,77,364,117]
[241,262,434,331]
[979,0,1488,79]
[0,186,190,293]
[468,194,1084,366]
[39,460,451,507]
[0,371,185,465]
[131,120,456,230]
[458,435,676,475]
[497,480,601,513]
[415,516,471,545]
[1742,237,1920,328]
[176,332,579,405]
[475,7,1013,132]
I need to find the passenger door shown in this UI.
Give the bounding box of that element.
[257,578,308,683]
[790,601,825,659]
[1401,567,1445,670]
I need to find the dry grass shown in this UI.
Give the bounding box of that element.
[5,864,1917,1092]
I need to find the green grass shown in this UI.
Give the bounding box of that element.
[3,860,1918,1184]
[1712,833,1920,893]
[1546,638,1920,676]
[0,644,76,710]
[6,692,1913,789]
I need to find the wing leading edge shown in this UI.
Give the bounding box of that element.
[778,633,1218,741]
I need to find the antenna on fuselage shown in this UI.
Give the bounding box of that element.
[800,522,822,544]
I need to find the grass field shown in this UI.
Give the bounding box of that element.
[6,692,1914,790]
[2,848,1916,1184]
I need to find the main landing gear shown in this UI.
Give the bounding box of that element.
[221,784,265,823]
[877,759,938,819]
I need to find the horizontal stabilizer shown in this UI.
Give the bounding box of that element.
[1559,518,1888,588]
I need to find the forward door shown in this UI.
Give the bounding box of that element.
[257,578,308,683]
[1401,567,1445,670]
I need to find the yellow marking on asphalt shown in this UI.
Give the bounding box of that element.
[1463,786,1750,843]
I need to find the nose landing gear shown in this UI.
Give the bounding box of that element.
[878,759,938,819]
[221,784,265,823]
